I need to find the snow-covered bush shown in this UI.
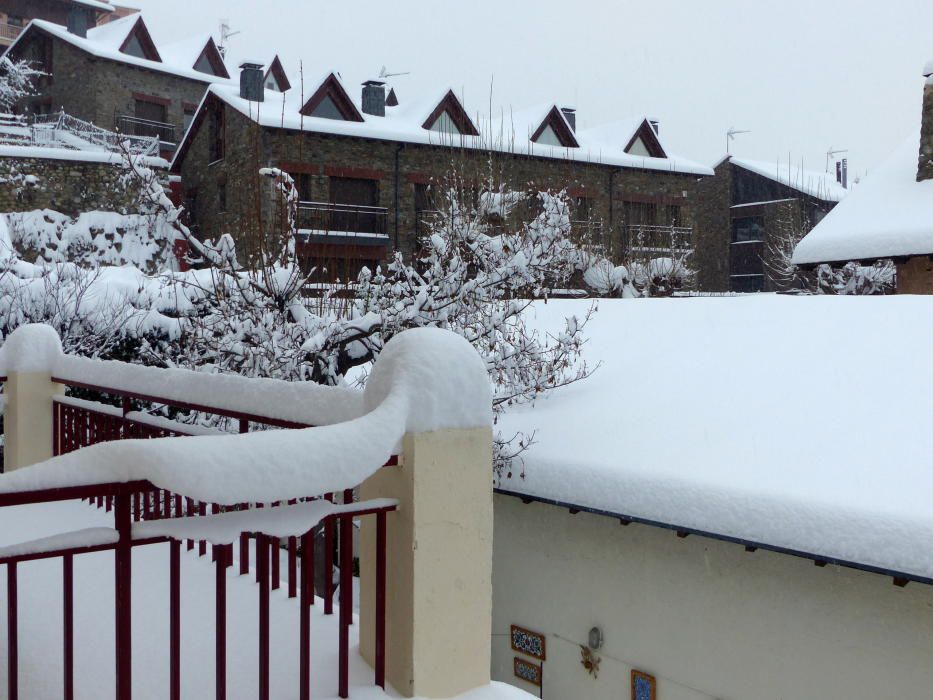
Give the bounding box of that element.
[817,261,895,295]
[0,55,41,112]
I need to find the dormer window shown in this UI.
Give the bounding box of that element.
[530,106,579,148]
[300,74,364,122]
[118,18,161,62]
[623,120,667,158]
[192,38,229,79]
[428,111,460,135]
[421,90,479,136]
[263,57,291,93]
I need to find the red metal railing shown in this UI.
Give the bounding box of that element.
[0,376,397,700]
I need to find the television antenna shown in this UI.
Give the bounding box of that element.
[726,127,751,154]
[378,65,411,80]
[218,20,241,58]
[825,147,848,173]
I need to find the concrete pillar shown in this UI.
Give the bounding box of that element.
[3,371,64,471]
[359,425,494,698]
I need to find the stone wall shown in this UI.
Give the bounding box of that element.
[693,158,732,291]
[917,82,933,182]
[0,153,160,216]
[179,101,710,282]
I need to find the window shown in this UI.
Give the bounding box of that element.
[732,168,786,205]
[573,197,592,221]
[209,103,225,162]
[183,108,195,132]
[264,74,278,91]
[428,111,460,135]
[7,15,24,27]
[134,98,167,138]
[732,216,765,243]
[122,33,147,59]
[310,95,343,120]
[535,125,562,147]
[290,173,312,201]
[622,201,658,227]
[627,136,652,157]
[329,177,381,233]
[730,275,764,293]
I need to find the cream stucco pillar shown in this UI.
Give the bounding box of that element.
[3,371,64,471]
[359,425,494,698]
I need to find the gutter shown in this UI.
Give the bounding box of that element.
[495,487,931,588]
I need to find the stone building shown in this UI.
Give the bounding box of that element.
[694,155,846,292]
[0,0,113,48]
[793,61,933,294]
[2,12,233,156]
[172,65,712,281]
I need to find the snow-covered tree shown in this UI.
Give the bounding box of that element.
[0,55,41,112]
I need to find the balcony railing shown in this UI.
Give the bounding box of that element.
[115,114,176,148]
[0,23,23,44]
[31,111,160,156]
[622,224,693,256]
[298,201,388,236]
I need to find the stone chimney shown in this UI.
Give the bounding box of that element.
[66,5,91,37]
[561,106,576,132]
[918,61,933,181]
[239,62,264,102]
[362,80,386,117]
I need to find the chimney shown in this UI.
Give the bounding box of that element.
[66,6,90,37]
[239,62,264,102]
[918,61,933,181]
[561,106,576,132]
[649,120,660,136]
[362,80,386,117]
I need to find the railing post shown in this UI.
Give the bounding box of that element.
[359,426,493,698]
[2,348,65,472]
[114,492,132,700]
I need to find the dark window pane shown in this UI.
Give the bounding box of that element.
[730,275,764,293]
[730,240,764,276]
[732,216,765,242]
[122,34,146,59]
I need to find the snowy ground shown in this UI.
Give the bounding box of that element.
[0,501,525,700]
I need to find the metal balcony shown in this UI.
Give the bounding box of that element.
[297,201,388,237]
[0,23,23,45]
[623,224,693,256]
[115,114,176,149]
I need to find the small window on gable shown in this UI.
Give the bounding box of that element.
[264,74,278,91]
[627,137,651,157]
[122,33,146,59]
[428,111,460,135]
[535,125,562,147]
[311,95,343,120]
[193,52,214,75]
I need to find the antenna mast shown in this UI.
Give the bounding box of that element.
[726,127,751,155]
[218,19,241,58]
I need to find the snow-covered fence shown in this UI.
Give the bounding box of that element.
[0,324,494,700]
[28,111,161,157]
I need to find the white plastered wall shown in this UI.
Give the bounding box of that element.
[492,494,933,700]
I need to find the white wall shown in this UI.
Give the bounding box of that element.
[492,494,933,700]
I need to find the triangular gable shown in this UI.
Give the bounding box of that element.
[421,90,479,136]
[624,119,666,158]
[118,16,161,62]
[263,56,291,92]
[192,37,229,79]
[530,106,579,148]
[299,73,364,122]
[385,88,399,107]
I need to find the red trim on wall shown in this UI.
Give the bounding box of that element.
[133,92,171,106]
[615,192,683,206]
[405,173,432,185]
[183,102,199,113]
[566,185,591,198]
[278,162,321,175]
[324,165,386,180]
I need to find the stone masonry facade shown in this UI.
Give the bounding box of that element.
[0,153,160,216]
[9,29,211,149]
[918,82,933,182]
[178,98,705,281]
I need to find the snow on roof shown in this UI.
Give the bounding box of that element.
[793,129,933,265]
[194,84,711,176]
[72,0,116,11]
[0,143,167,167]
[8,18,235,87]
[498,295,933,582]
[157,33,225,74]
[729,156,848,202]
[924,58,933,78]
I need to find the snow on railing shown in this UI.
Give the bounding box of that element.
[27,111,160,157]
[0,322,493,700]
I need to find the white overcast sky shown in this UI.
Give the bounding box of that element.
[128,0,933,178]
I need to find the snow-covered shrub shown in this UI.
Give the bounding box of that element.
[817,261,895,295]
[0,56,41,112]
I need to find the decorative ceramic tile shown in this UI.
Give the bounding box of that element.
[632,670,656,700]
[513,657,542,686]
[510,624,546,660]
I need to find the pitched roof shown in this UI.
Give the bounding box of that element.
[729,156,848,203]
[530,105,579,148]
[263,55,291,92]
[3,17,235,86]
[421,89,479,136]
[171,79,712,177]
[299,73,364,122]
[499,295,933,585]
[792,129,933,265]
[160,34,230,79]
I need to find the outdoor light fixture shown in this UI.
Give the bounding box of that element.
[588,626,603,650]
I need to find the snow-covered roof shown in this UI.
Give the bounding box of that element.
[72,0,116,11]
[4,17,235,87]
[728,156,848,202]
[0,143,167,167]
[498,295,933,583]
[923,58,933,78]
[175,82,712,176]
[793,129,932,265]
